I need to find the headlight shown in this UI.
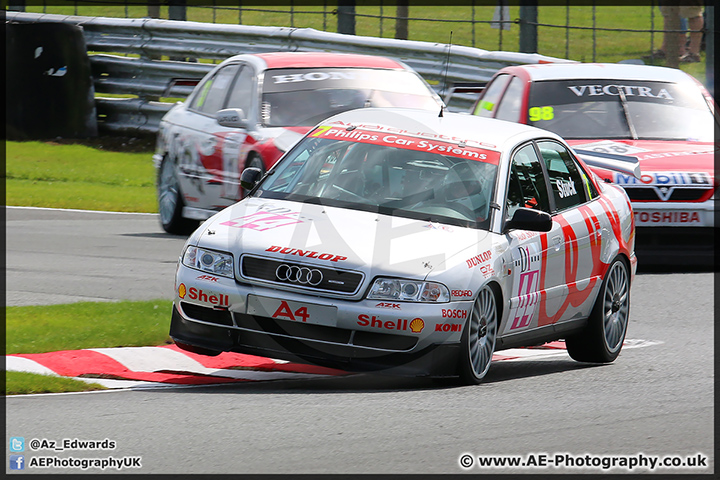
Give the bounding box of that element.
[182,246,234,278]
[367,278,450,303]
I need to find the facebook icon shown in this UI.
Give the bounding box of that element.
[10,455,25,470]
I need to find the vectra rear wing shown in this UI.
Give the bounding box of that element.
[572,148,641,179]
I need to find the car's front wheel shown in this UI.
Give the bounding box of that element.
[566,257,630,363]
[458,285,498,384]
[157,156,197,235]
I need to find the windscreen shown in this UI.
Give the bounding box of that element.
[527,80,717,141]
[253,125,500,229]
[260,68,442,127]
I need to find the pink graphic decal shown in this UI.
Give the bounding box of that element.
[219,211,303,231]
[510,269,540,330]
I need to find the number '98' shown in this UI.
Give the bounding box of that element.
[528,106,554,121]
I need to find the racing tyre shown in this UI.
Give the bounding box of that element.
[459,285,498,384]
[566,257,630,363]
[158,156,197,235]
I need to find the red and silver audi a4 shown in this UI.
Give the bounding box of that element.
[153,51,444,234]
[470,63,718,264]
[169,107,637,384]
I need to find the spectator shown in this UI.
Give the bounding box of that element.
[677,2,704,62]
[645,1,704,63]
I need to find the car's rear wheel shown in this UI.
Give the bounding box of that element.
[158,156,197,235]
[566,257,630,363]
[459,285,498,384]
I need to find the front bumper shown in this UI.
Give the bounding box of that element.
[632,200,714,228]
[169,264,471,377]
[630,200,715,265]
[169,305,461,377]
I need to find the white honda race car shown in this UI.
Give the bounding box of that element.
[153,51,443,234]
[169,107,637,384]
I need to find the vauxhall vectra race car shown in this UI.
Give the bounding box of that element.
[154,51,444,234]
[470,63,718,264]
[169,107,636,384]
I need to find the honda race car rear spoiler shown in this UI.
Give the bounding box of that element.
[572,148,642,179]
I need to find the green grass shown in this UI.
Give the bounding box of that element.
[7,179,157,212]
[6,300,174,395]
[6,372,108,395]
[5,140,158,212]
[6,300,174,355]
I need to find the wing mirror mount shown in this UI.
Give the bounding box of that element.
[503,207,553,233]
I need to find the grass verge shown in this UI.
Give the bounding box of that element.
[6,300,174,354]
[5,140,157,213]
[6,300,174,395]
[6,372,108,395]
[7,179,157,213]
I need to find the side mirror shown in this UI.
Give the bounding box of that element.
[240,167,263,191]
[504,207,552,233]
[217,108,249,129]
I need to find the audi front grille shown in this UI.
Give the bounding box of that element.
[240,255,364,294]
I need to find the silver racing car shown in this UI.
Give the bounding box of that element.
[169,107,637,384]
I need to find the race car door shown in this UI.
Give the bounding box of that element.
[535,139,603,326]
[502,142,565,336]
[175,62,254,211]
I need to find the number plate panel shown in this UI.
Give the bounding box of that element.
[246,294,337,327]
[634,209,711,226]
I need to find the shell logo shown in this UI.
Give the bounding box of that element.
[178,283,187,299]
[409,318,425,333]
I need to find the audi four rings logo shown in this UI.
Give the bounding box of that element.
[276,264,323,286]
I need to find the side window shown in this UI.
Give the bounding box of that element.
[495,76,525,122]
[189,64,239,114]
[506,144,551,219]
[473,74,512,117]
[189,79,213,111]
[580,168,599,200]
[225,65,255,117]
[537,140,591,211]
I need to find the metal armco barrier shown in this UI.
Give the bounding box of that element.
[6,11,573,135]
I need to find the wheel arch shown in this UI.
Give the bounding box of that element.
[486,280,504,329]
